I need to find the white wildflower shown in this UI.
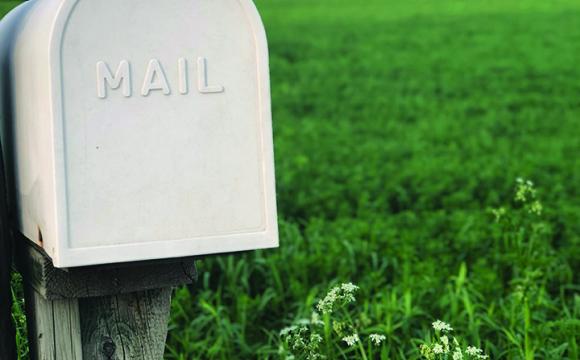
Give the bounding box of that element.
[310,311,324,326]
[317,283,359,314]
[340,283,359,303]
[369,333,386,345]
[515,178,536,203]
[342,333,360,347]
[291,336,306,351]
[310,333,323,344]
[440,335,450,353]
[529,200,543,215]
[419,344,432,358]
[341,282,359,293]
[453,348,463,360]
[466,346,482,356]
[280,325,297,337]
[466,346,488,358]
[316,287,339,314]
[433,344,444,354]
[432,320,453,332]
[333,321,345,334]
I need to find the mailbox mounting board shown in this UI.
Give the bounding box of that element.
[0,0,278,267]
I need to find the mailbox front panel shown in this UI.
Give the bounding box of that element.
[61,0,269,248]
[5,0,278,267]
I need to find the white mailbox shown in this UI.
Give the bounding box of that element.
[0,0,278,268]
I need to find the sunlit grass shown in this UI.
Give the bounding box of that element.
[167,1,579,358]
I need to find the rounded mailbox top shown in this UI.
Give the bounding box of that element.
[2,0,278,268]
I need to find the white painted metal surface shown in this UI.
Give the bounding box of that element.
[0,0,278,268]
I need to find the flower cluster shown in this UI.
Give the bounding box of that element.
[419,321,488,360]
[453,348,463,360]
[432,320,453,332]
[279,283,387,359]
[515,178,535,202]
[280,285,493,360]
[316,282,359,314]
[341,333,360,347]
[369,334,386,345]
[466,346,489,359]
[515,178,542,215]
[279,325,324,360]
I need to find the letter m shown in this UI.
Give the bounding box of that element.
[97,60,131,98]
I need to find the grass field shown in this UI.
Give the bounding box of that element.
[4,0,580,359]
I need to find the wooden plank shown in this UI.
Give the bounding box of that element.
[25,285,172,360]
[79,288,172,360]
[24,286,83,360]
[15,238,197,300]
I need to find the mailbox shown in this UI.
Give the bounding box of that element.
[0,0,278,268]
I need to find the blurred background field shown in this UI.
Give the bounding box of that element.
[4,0,580,359]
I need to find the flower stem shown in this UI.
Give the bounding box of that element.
[358,340,369,360]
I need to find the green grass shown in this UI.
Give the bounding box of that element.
[0,1,19,13]
[4,0,580,359]
[167,1,580,358]
[10,273,28,360]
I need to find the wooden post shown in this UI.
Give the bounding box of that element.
[16,240,197,360]
[24,286,172,359]
[0,145,16,360]
[0,224,15,360]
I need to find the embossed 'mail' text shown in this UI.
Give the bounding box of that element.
[96,57,224,99]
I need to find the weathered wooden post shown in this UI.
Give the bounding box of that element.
[0,7,18,358]
[0,0,278,358]
[15,239,197,359]
[0,158,15,359]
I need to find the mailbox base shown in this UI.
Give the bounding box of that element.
[15,236,197,300]
[16,239,198,360]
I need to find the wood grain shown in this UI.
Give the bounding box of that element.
[25,286,172,360]
[25,286,83,360]
[80,288,172,360]
[16,239,197,300]
[18,242,191,359]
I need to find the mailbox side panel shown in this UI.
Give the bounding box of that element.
[0,3,30,220]
[7,0,67,261]
[50,0,278,267]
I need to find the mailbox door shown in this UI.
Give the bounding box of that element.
[14,0,278,267]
